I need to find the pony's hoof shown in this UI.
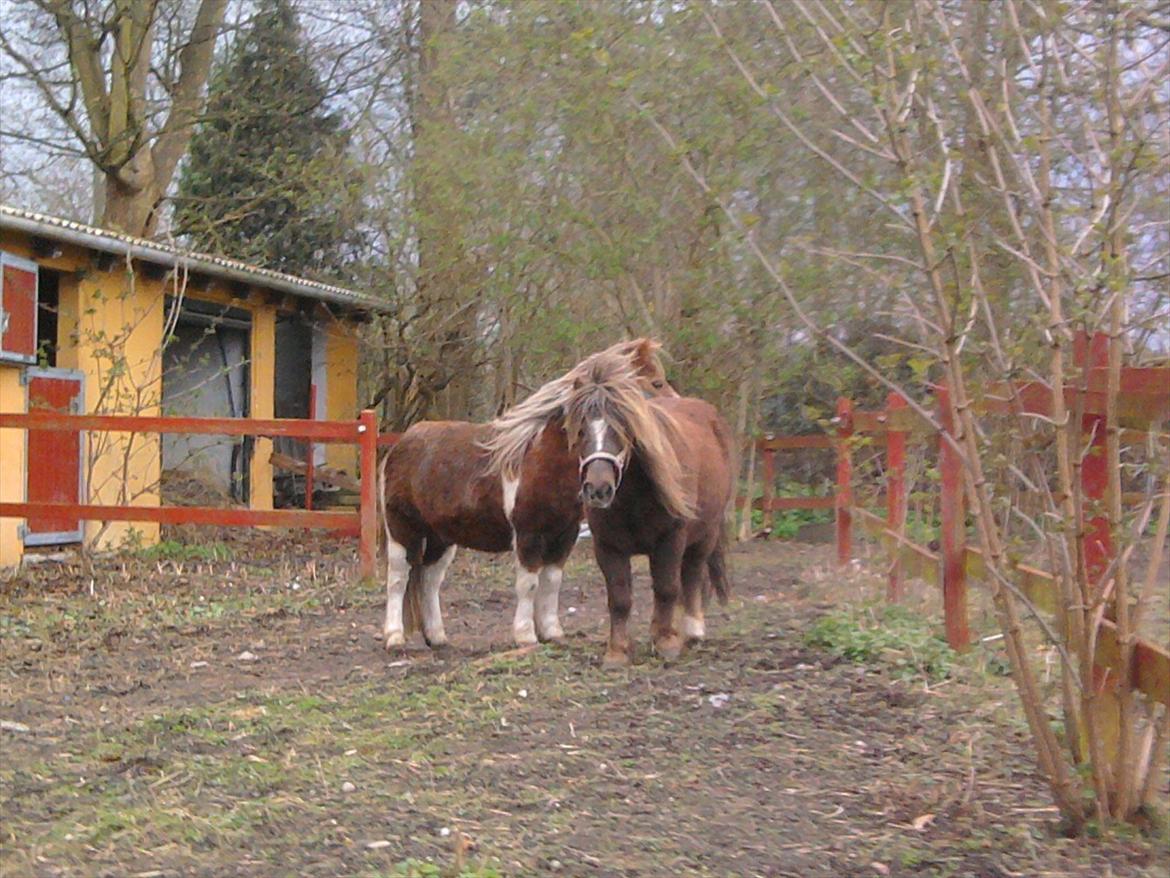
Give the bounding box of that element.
[424,632,449,648]
[383,631,406,651]
[513,627,539,647]
[538,624,566,644]
[602,647,632,667]
[653,635,684,662]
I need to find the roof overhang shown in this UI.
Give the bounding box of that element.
[0,204,390,314]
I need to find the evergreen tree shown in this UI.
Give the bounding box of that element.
[175,0,363,276]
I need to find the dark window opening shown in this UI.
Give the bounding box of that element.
[36,269,60,367]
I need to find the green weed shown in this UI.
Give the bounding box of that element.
[805,604,956,681]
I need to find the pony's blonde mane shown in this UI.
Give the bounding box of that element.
[561,359,696,520]
[484,339,667,479]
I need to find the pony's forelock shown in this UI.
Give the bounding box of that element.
[483,339,668,479]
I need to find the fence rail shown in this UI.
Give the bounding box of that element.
[0,409,382,577]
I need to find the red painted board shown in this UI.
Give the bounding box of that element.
[25,373,82,538]
[1,258,37,361]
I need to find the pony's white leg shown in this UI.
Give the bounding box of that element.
[512,561,540,646]
[682,612,706,640]
[420,546,456,646]
[535,565,565,641]
[383,537,409,649]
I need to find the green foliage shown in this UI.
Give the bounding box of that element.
[136,539,231,563]
[175,0,364,276]
[805,605,956,681]
[750,505,832,539]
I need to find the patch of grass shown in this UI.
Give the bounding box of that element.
[805,604,956,681]
[135,539,233,562]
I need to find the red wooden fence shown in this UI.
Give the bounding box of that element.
[739,333,1167,708]
[0,409,383,578]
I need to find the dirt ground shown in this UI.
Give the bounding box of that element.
[1,532,1167,878]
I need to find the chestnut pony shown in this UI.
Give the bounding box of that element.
[378,339,676,650]
[567,356,733,664]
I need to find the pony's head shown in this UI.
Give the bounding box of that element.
[485,338,677,478]
[564,357,695,519]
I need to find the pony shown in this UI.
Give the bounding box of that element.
[567,357,734,665]
[378,339,677,650]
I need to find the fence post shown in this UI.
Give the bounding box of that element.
[937,382,969,651]
[1077,331,1122,762]
[305,383,317,511]
[762,443,776,535]
[835,397,853,566]
[886,392,907,602]
[1079,331,1113,587]
[358,409,378,580]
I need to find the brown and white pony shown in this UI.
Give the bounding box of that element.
[378,339,676,650]
[566,358,734,664]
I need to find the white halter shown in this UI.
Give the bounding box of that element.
[579,449,629,488]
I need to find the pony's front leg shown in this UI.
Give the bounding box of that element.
[648,534,686,661]
[383,538,410,649]
[535,565,565,642]
[594,542,634,666]
[512,561,541,646]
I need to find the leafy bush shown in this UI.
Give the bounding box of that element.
[805,605,955,681]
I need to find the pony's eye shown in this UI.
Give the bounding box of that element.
[652,380,664,389]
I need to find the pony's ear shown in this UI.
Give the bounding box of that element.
[633,338,660,368]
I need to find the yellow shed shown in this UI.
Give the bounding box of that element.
[0,205,385,568]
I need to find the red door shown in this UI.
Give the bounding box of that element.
[25,368,84,545]
[1,253,38,364]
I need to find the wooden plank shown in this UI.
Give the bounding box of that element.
[0,411,361,442]
[886,392,907,602]
[0,501,357,529]
[358,410,378,580]
[836,397,853,565]
[980,381,1169,428]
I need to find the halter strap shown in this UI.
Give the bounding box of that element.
[579,449,628,489]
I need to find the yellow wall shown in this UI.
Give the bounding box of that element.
[0,365,25,567]
[324,322,360,474]
[68,265,165,548]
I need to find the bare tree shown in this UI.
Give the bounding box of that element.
[1,0,228,235]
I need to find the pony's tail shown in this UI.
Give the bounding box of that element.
[402,565,424,636]
[705,529,731,607]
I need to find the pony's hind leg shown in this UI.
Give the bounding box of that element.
[512,560,541,646]
[680,548,708,642]
[420,545,456,647]
[648,534,686,661]
[383,536,411,649]
[535,565,565,642]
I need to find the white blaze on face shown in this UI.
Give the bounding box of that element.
[589,418,608,457]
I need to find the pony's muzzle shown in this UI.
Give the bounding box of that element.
[581,479,615,508]
[580,459,620,508]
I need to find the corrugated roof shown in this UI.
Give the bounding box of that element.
[0,204,389,313]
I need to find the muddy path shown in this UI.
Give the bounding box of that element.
[1,536,1166,877]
